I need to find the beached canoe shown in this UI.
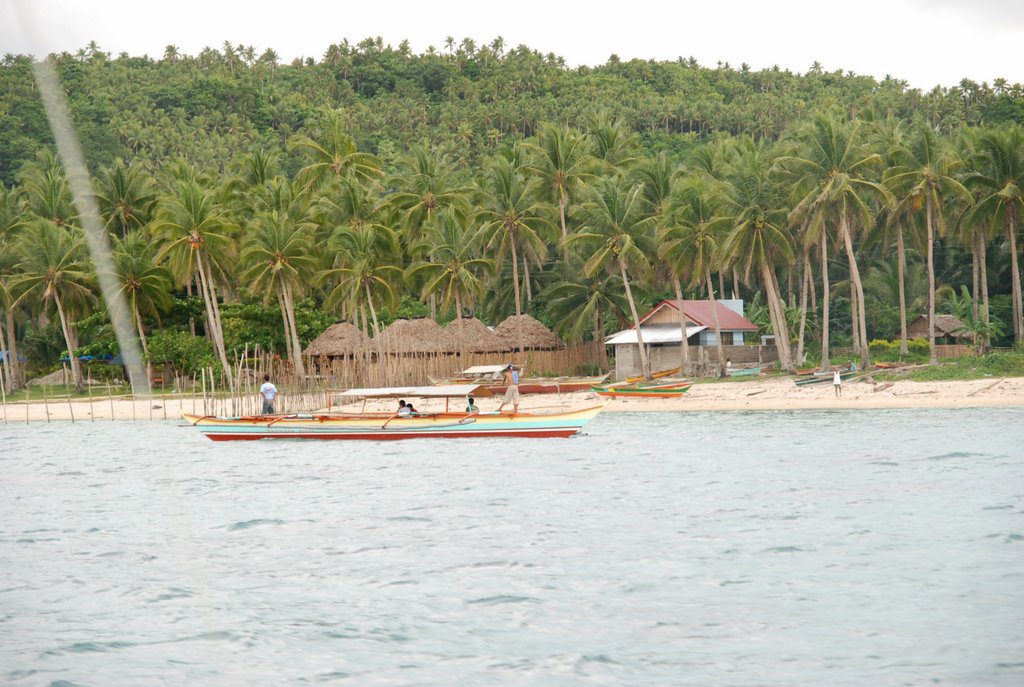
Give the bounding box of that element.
[726,366,763,377]
[592,380,694,399]
[624,367,681,384]
[183,384,606,440]
[794,371,856,386]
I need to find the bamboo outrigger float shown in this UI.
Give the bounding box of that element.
[183,384,606,441]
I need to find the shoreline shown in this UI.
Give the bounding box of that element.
[2,376,1022,423]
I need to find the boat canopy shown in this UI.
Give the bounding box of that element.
[458,364,507,375]
[338,384,485,399]
[605,324,707,345]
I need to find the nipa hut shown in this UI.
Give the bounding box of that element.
[303,322,368,358]
[493,314,565,351]
[374,317,457,355]
[445,317,508,353]
[907,314,969,344]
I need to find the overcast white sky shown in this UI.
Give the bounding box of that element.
[3,0,1021,89]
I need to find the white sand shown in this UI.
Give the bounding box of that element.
[4,375,1022,423]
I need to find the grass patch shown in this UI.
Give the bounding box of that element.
[876,351,1024,382]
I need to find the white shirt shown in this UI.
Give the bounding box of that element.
[259,382,277,400]
[833,370,841,385]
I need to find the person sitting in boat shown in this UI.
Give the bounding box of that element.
[466,396,478,413]
[397,400,412,417]
[497,363,520,414]
[405,402,418,416]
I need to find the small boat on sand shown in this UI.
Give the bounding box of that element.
[592,380,694,399]
[624,367,680,384]
[726,366,764,377]
[431,364,608,395]
[184,385,605,441]
[794,371,856,386]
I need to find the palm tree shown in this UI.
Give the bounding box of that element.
[965,124,1024,343]
[96,159,156,238]
[715,141,796,372]
[0,184,28,388]
[570,176,658,379]
[406,208,494,361]
[153,180,237,385]
[542,271,628,371]
[111,231,173,378]
[784,115,887,370]
[528,124,592,263]
[661,176,727,375]
[12,221,95,392]
[885,121,972,364]
[474,156,554,353]
[240,211,318,377]
[19,150,77,228]
[288,109,383,193]
[320,222,403,345]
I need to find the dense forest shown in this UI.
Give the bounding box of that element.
[1,38,1024,390]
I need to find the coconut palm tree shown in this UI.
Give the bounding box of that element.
[964,124,1024,343]
[474,156,554,353]
[714,141,796,372]
[406,208,494,361]
[884,121,972,364]
[12,221,95,392]
[111,230,173,378]
[240,211,318,377]
[288,109,383,193]
[527,124,593,263]
[0,185,28,388]
[661,176,728,375]
[783,114,887,370]
[541,271,628,371]
[570,176,658,379]
[153,180,237,385]
[96,159,156,238]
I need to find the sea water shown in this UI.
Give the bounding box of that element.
[1,408,1022,686]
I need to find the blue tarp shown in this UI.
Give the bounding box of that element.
[0,351,27,363]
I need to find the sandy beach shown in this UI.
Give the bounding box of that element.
[3,375,1023,423]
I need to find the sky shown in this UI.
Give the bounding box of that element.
[2,0,1021,90]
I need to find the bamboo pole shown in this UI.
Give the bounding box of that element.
[67,387,75,423]
[25,384,30,424]
[0,370,6,425]
[87,375,94,422]
[40,383,50,423]
[107,381,114,420]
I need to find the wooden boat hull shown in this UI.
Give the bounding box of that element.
[479,375,608,395]
[726,367,763,377]
[624,367,680,384]
[794,371,855,386]
[592,382,693,399]
[183,405,605,441]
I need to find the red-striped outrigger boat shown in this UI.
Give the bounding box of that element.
[183,385,606,441]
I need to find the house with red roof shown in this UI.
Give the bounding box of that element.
[605,299,775,379]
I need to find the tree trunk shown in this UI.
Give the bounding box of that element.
[850,277,860,355]
[277,288,295,366]
[897,223,909,354]
[796,252,810,366]
[559,193,569,264]
[0,316,9,392]
[731,267,739,299]
[672,277,689,374]
[510,229,524,357]
[4,310,20,388]
[1007,206,1023,343]
[979,231,990,344]
[705,269,726,377]
[455,290,466,364]
[619,258,651,380]
[53,293,83,393]
[133,298,153,385]
[523,258,533,303]
[187,278,196,337]
[761,263,793,372]
[195,252,234,387]
[841,213,870,371]
[926,194,938,364]
[971,240,980,323]
[283,282,306,378]
[820,233,831,369]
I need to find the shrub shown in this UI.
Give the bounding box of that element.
[146,330,216,377]
[907,338,930,356]
[868,339,894,356]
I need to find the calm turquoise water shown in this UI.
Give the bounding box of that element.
[2,408,1023,686]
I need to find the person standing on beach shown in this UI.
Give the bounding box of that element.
[497,363,520,413]
[259,374,278,414]
[833,369,842,398]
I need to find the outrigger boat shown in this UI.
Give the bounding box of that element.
[430,365,609,395]
[624,367,680,384]
[592,380,694,399]
[183,385,605,441]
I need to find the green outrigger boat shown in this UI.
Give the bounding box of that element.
[592,380,694,399]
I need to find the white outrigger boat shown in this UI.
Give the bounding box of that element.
[183,385,605,441]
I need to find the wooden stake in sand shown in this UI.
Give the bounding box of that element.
[0,371,7,425]
[107,381,115,421]
[40,384,50,423]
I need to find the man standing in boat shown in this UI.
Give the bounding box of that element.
[497,363,520,414]
[259,375,278,414]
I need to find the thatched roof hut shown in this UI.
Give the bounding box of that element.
[445,317,509,353]
[494,314,566,351]
[907,314,969,342]
[374,318,457,355]
[303,322,368,357]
